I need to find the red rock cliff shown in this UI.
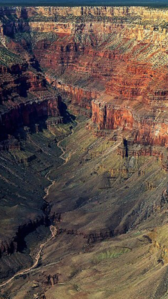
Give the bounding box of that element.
[1,6,168,148]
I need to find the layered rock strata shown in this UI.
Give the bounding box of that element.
[2,6,168,143]
[1,5,168,292]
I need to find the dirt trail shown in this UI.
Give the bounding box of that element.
[57,139,66,161]
[57,125,75,164]
[0,123,76,289]
[0,168,58,289]
[0,226,57,288]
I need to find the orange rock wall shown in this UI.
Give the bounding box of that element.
[2,6,168,148]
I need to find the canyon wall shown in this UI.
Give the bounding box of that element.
[0,95,62,140]
[1,6,168,291]
[2,6,168,22]
[2,6,168,152]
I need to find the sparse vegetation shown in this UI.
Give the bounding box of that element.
[0,46,24,66]
[92,247,131,264]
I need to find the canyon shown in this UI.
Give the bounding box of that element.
[1,5,168,299]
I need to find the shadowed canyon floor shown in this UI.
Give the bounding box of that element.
[2,119,168,299]
[1,5,168,299]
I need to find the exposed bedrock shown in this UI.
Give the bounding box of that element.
[0,61,47,105]
[46,78,100,116]
[0,208,61,257]
[1,3,168,277]
[2,8,168,296]
[0,96,62,140]
[57,227,114,244]
[0,58,64,141]
[0,216,48,257]
[2,6,168,132]
[92,99,168,148]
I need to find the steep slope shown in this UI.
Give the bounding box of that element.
[1,5,168,299]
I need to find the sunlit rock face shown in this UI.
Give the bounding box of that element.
[1,5,168,148]
[2,6,168,299]
[2,5,168,142]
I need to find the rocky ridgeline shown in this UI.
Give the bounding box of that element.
[1,6,168,21]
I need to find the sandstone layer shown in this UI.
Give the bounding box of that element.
[1,6,168,152]
[1,5,168,299]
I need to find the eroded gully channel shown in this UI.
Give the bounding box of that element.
[0,125,75,289]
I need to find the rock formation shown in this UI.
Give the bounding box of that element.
[1,6,168,150]
[2,6,168,143]
[1,6,168,299]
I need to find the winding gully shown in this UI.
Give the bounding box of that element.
[0,125,74,289]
